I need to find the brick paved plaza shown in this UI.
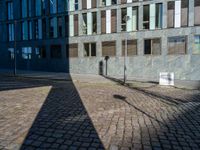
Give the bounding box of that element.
[0,76,200,150]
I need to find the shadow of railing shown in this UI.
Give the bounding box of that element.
[0,76,104,149]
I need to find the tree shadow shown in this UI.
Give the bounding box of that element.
[0,76,104,149]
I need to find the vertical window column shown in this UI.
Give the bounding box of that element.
[87,12,92,35]
[82,0,87,10]
[21,0,28,18]
[194,0,200,25]
[167,1,175,28]
[150,4,156,30]
[50,0,57,14]
[35,19,42,39]
[69,15,74,36]
[28,21,33,40]
[22,21,28,40]
[7,2,13,20]
[156,3,163,29]
[127,7,133,32]
[50,17,57,38]
[181,0,188,27]
[143,5,149,29]
[174,0,181,28]
[101,11,106,34]
[8,24,15,41]
[82,13,87,35]
[69,0,75,11]
[74,14,79,36]
[106,10,111,33]
[35,0,42,16]
[87,0,91,9]
[106,0,111,6]
[111,10,116,33]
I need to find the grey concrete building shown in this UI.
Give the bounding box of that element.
[0,0,200,88]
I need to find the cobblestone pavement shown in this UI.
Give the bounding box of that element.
[0,76,200,150]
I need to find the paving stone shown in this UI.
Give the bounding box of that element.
[0,76,200,150]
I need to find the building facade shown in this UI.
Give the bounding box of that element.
[0,0,200,87]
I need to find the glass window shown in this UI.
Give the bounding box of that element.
[122,40,137,56]
[7,2,13,20]
[58,0,63,13]
[168,36,186,55]
[66,44,78,58]
[35,19,42,39]
[49,17,57,38]
[35,46,46,58]
[42,19,46,39]
[8,24,15,41]
[58,17,62,37]
[75,0,79,10]
[144,38,161,55]
[194,35,200,54]
[155,3,163,29]
[143,5,149,29]
[64,0,68,11]
[8,48,15,59]
[194,0,200,25]
[111,9,117,33]
[22,21,28,40]
[50,45,62,59]
[28,21,33,40]
[35,0,42,16]
[181,0,188,27]
[50,0,57,14]
[82,13,87,35]
[92,12,97,34]
[21,0,28,18]
[84,43,96,57]
[121,8,127,31]
[28,0,32,17]
[102,41,116,56]
[168,1,175,28]
[22,47,32,59]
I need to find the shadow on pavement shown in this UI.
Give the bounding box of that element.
[0,76,104,149]
[111,76,200,149]
[104,76,200,105]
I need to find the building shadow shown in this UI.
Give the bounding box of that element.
[0,76,104,149]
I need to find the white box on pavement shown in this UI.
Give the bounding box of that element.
[159,72,174,86]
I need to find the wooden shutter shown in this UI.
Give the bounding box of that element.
[181,0,188,27]
[168,38,175,55]
[74,14,78,36]
[92,0,97,8]
[195,0,200,25]
[67,44,78,58]
[101,11,106,34]
[152,39,161,55]
[176,37,186,54]
[121,0,127,4]
[111,9,117,33]
[168,37,186,54]
[167,1,175,28]
[82,0,87,9]
[122,40,137,56]
[102,41,116,56]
